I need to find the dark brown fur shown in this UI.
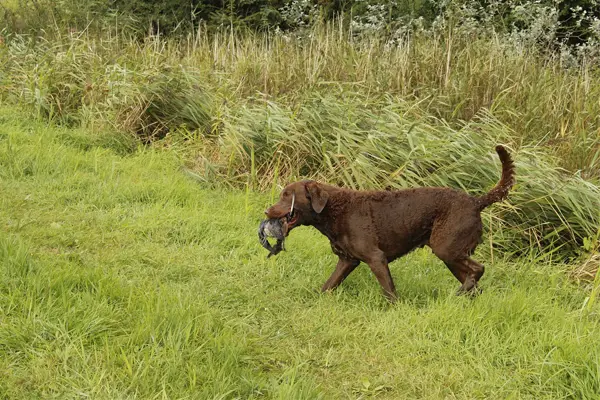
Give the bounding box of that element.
[265,146,515,301]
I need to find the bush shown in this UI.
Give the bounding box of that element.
[0,0,289,35]
[0,0,110,34]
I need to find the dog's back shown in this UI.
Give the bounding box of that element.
[321,187,481,262]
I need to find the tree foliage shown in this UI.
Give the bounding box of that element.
[1,0,599,53]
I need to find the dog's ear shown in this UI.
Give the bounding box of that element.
[305,181,329,213]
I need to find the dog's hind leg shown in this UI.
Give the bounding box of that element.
[442,261,469,285]
[443,258,484,294]
[460,258,484,293]
[429,210,485,295]
[322,257,360,293]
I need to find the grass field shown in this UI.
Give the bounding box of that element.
[2,106,600,399]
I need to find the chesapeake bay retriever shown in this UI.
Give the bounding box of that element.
[264,146,515,301]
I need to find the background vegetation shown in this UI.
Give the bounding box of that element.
[2,0,599,42]
[1,0,600,397]
[2,17,599,259]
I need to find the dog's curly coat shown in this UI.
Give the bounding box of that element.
[265,146,515,301]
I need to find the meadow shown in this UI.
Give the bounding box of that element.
[2,106,600,398]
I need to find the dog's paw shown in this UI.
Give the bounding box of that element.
[456,285,483,298]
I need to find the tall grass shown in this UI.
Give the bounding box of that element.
[2,24,600,173]
[1,24,600,258]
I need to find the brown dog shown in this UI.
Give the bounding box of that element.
[265,146,515,301]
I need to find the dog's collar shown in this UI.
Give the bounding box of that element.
[286,192,295,221]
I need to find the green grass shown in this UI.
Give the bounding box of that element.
[2,108,600,399]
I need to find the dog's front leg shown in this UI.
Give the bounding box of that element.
[366,253,397,302]
[321,257,360,293]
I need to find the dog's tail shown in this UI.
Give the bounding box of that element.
[477,145,515,210]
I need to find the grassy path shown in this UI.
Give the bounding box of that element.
[1,108,599,398]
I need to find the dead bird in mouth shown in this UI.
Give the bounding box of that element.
[258,218,289,258]
[258,193,295,258]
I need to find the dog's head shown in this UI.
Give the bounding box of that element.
[265,180,329,233]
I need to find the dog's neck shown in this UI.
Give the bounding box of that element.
[310,214,333,237]
[307,191,345,240]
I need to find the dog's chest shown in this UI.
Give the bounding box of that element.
[324,232,356,259]
[330,241,353,259]
[316,220,362,260]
